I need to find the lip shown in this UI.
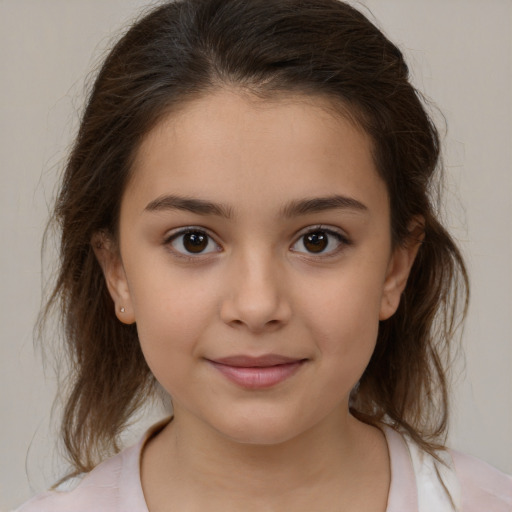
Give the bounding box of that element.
[207,354,307,389]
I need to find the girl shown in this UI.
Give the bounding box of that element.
[15,0,512,510]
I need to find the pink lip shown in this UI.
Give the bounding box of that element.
[208,355,306,389]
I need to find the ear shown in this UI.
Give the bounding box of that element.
[91,231,135,324]
[379,218,424,321]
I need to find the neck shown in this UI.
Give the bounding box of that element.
[141,407,390,512]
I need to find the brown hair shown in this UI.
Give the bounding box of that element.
[41,0,469,476]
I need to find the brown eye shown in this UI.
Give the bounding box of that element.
[303,231,328,253]
[167,229,221,256]
[291,227,349,256]
[183,232,208,253]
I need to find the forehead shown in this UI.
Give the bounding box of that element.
[125,90,387,218]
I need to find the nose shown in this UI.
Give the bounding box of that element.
[219,250,292,333]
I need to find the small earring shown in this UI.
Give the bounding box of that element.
[120,307,125,313]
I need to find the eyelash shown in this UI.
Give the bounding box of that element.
[290,226,351,257]
[163,226,222,262]
[163,225,351,261]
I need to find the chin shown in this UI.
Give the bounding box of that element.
[209,408,313,447]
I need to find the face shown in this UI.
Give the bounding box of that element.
[98,90,417,445]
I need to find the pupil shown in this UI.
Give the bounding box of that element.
[304,232,327,253]
[184,232,208,253]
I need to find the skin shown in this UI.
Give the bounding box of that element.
[95,89,421,512]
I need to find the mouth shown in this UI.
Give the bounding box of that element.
[207,355,307,389]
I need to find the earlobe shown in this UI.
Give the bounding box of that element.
[379,218,424,321]
[91,231,135,324]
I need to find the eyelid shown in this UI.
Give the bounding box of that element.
[161,224,350,261]
[290,225,351,257]
[163,226,223,260]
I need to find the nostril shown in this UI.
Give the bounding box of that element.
[219,278,292,332]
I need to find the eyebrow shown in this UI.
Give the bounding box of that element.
[144,194,367,218]
[280,195,368,218]
[144,195,233,218]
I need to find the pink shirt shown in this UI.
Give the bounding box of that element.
[15,423,512,511]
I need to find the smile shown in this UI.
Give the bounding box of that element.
[207,355,307,389]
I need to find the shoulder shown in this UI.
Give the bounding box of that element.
[450,449,512,512]
[14,418,169,512]
[383,425,512,512]
[14,442,146,512]
[14,451,124,512]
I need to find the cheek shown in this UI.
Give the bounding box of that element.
[129,257,217,325]
[127,270,218,374]
[297,267,384,365]
[134,303,204,396]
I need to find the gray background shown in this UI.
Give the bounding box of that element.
[1,0,511,509]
